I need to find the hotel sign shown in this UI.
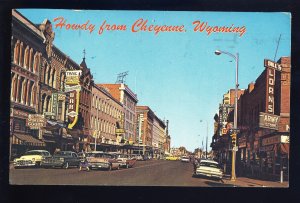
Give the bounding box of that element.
[66,71,81,129]
[65,70,82,85]
[26,114,46,129]
[259,112,280,130]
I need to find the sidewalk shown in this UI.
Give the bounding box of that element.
[222,175,289,187]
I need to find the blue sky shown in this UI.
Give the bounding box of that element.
[18,9,291,152]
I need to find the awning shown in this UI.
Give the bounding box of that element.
[13,133,45,147]
[279,143,289,156]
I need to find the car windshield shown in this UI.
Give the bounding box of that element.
[92,153,112,158]
[118,154,127,158]
[199,162,220,168]
[24,151,44,156]
[54,151,71,156]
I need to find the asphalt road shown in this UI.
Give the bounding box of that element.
[9,160,231,186]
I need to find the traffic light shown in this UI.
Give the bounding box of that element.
[231,133,237,146]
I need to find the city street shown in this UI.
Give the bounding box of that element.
[9,160,287,187]
[10,160,226,186]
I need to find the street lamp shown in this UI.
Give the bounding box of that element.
[200,120,208,159]
[214,49,239,181]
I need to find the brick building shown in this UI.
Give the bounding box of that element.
[237,57,290,179]
[90,83,124,152]
[99,83,138,144]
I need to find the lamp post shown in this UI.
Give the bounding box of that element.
[215,49,239,181]
[200,120,208,159]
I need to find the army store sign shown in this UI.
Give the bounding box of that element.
[26,114,46,129]
[259,112,280,130]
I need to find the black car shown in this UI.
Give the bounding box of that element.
[41,151,80,169]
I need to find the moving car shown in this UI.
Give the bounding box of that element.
[87,152,120,170]
[116,154,137,168]
[13,150,51,168]
[165,156,178,161]
[195,159,223,180]
[181,156,190,163]
[41,151,80,169]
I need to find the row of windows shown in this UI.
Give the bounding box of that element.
[10,72,37,107]
[13,40,40,74]
[124,95,135,111]
[125,110,135,123]
[90,116,116,135]
[40,94,64,121]
[92,95,122,119]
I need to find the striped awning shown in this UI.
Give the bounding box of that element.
[13,133,45,146]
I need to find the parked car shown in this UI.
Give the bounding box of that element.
[181,156,190,163]
[194,159,223,180]
[87,152,120,170]
[132,154,145,161]
[13,150,51,168]
[116,154,137,168]
[41,151,80,169]
[165,156,178,161]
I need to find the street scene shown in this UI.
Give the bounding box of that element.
[9,9,290,187]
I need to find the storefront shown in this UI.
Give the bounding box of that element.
[259,133,289,178]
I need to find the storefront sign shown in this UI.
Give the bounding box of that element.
[13,109,29,118]
[262,135,281,146]
[67,90,80,129]
[259,145,274,152]
[65,70,82,85]
[51,93,58,117]
[265,67,275,114]
[281,135,289,144]
[26,114,46,129]
[238,137,246,148]
[65,84,81,92]
[259,112,280,130]
[264,59,282,72]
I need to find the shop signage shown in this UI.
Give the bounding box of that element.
[262,135,281,146]
[265,67,275,114]
[259,112,280,130]
[67,90,80,129]
[259,145,274,152]
[65,70,82,85]
[13,109,29,118]
[26,114,46,129]
[238,137,246,148]
[264,59,282,72]
[65,85,81,92]
[281,135,289,144]
[116,129,125,134]
[51,93,58,117]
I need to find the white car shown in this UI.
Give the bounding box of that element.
[181,156,190,162]
[195,159,223,179]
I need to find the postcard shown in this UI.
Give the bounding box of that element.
[9,9,290,187]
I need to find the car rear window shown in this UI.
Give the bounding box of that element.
[199,162,220,168]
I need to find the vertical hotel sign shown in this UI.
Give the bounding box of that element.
[65,70,82,129]
[264,59,281,114]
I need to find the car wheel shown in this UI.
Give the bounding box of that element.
[63,162,69,169]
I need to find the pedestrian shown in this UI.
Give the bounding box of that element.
[193,158,199,174]
[79,152,90,171]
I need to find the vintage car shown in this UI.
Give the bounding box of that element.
[195,159,223,180]
[13,150,51,168]
[165,156,178,161]
[41,151,80,169]
[116,154,137,168]
[87,152,120,170]
[181,156,190,163]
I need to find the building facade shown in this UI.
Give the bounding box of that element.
[99,83,138,144]
[90,83,124,152]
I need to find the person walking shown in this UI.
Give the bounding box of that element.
[79,152,90,171]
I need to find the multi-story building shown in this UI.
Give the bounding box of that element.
[10,10,94,157]
[10,10,45,158]
[152,116,166,158]
[99,83,138,144]
[136,106,154,156]
[90,83,124,152]
[236,57,290,179]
